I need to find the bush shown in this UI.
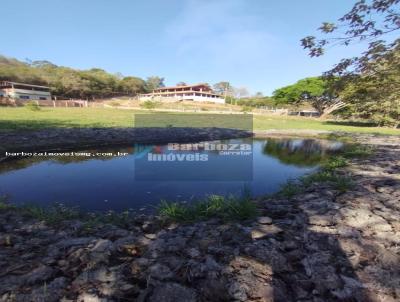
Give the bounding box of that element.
[241,106,252,113]
[140,100,160,110]
[24,101,41,111]
[342,144,374,158]
[322,156,348,170]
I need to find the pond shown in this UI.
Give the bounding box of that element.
[0,138,343,212]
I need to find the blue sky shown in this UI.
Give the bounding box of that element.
[1,0,365,95]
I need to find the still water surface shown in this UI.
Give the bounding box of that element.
[0,138,342,211]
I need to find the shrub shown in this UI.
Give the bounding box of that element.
[24,101,41,111]
[322,156,348,170]
[140,100,160,110]
[241,106,253,113]
[342,144,373,158]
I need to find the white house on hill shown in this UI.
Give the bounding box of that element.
[0,81,52,101]
[139,83,225,104]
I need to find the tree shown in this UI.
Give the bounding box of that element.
[234,87,250,99]
[119,76,146,95]
[213,82,234,96]
[145,76,165,92]
[273,77,326,104]
[0,55,148,99]
[338,45,400,127]
[176,82,187,86]
[301,0,400,76]
[254,92,264,98]
[301,0,400,124]
[272,77,344,115]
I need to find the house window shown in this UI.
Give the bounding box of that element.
[39,97,47,100]
[19,95,30,99]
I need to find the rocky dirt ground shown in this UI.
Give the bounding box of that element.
[0,134,399,302]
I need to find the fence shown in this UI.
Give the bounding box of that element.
[0,97,91,107]
[38,99,89,107]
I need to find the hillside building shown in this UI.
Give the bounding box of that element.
[0,81,52,101]
[139,83,225,104]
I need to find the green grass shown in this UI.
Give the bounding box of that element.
[0,200,82,226]
[0,107,399,135]
[253,115,400,135]
[0,198,138,229]
[278,145,369,198]
[0,194,257,225]
[158,194,258,222]
[279,180,303,198]
[21,203,81,225]
[342,144,374,158]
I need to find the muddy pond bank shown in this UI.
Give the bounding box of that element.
[0,127,253,161]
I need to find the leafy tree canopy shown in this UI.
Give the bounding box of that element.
[213,82,234,96]
[301,0,400,76]
[301,0,400,126]
[272,77,327,104]
[338,44,400,126]
[145,76,165,91]
[0,55,149,99]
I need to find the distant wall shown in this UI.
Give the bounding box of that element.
[139,95,225,104]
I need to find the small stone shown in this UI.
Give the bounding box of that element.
[257,216,273,224]
[251,225,282,239]
[144,233,157,240]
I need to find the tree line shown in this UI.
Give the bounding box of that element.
[0,56,165,99]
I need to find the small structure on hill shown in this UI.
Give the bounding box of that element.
[0,81,52,101]
[139,83,225,104]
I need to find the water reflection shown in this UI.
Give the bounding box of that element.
[262,138,343,167]
[0,138,342,211]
